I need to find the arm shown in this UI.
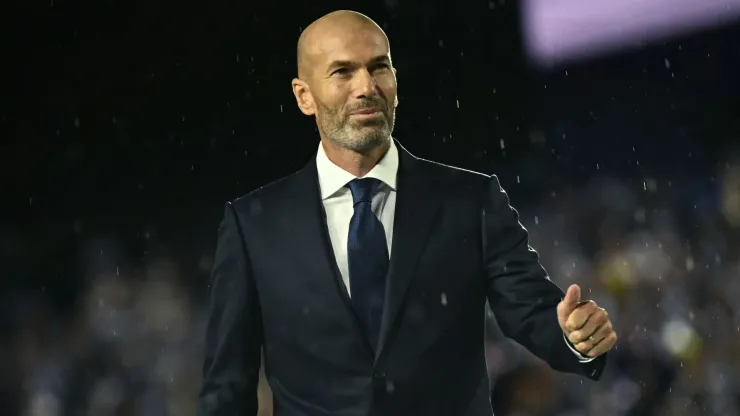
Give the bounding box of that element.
[482,175,605,380]
[198,201,264,415]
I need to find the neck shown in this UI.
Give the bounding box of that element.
[321,138,390,178]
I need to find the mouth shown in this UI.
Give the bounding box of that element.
[349,108,383,118]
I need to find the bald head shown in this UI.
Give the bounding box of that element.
[291,10,398,154]
[297,10,389,80]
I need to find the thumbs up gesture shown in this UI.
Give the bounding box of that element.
[557,284,617,358]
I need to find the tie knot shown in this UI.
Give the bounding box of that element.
[347,178,381,204]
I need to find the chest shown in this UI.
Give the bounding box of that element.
[244,195,485,336]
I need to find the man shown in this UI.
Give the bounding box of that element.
[199,10,617,416]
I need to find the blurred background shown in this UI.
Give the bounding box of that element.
[3,0,739,415]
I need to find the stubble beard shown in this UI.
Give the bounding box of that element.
[316,101,395,154]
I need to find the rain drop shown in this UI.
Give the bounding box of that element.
[385,380,395,393]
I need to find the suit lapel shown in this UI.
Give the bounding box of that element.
[376,143,443,361]
[287,160,375,356]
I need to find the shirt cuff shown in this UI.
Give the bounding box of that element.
[563,333,598,363]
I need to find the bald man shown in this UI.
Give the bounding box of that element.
[199,10,615,416]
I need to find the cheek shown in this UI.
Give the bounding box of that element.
[316,101,345,122]
[322,91,350,114]
[377,79,397,106]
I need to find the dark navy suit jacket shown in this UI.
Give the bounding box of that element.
[198,141,606,416]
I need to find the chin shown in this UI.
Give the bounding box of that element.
[345,135,389,153]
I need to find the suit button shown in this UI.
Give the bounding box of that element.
[373,372,386,380]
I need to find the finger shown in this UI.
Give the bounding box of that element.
[574,320,612,352]
[587,331,617,358]
[565,301,598,332]
[568,308,608,344]
[563,284,581,308]
[557,285,582,319]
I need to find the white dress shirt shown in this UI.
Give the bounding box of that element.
[316,139,398,297]
[314,139,594,363]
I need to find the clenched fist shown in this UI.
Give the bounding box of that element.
[557,284,617,358]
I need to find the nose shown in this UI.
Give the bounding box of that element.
[352,68,378,98]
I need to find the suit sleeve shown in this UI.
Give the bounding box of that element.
[482,175,606,380]
[198,201,263,415]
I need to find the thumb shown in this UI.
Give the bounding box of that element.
[557,284,581,321]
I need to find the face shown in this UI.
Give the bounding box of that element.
[293,25,398,153]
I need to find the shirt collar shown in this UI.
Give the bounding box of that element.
[315,139,399,200]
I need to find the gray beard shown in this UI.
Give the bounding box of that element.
[316,103,395,154]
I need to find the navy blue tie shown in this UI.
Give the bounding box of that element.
[347,178,389,350]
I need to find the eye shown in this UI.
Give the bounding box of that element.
[332,68,351,76]
[371,63,391,72]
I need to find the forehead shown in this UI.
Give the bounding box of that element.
[312,26,389,65]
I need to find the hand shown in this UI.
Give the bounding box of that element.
[557,284,617,358]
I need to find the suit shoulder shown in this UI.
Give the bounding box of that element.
[227,169,302,213]
[413,155,492,183]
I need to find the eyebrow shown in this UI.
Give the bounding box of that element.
[327,56,390,71]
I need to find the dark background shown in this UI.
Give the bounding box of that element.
[3,1,739,415]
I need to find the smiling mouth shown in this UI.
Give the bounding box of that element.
[350,109,382,116]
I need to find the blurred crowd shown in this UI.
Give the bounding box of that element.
[487,160,740,416]
[3,160,739,416]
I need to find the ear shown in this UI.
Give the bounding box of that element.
[291,78,316,116]
[392,68,399,108]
